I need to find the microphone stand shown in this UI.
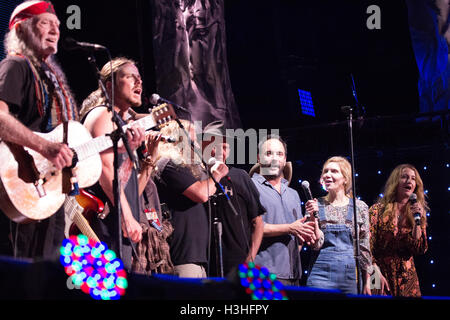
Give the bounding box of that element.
[210,195,224,278]
[174,118,240,278]
[341,105,362,295]
[343,74,366,294]
[351,74,366,124]
[86,50,138,263]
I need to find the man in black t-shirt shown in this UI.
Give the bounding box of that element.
[0,1,75,169]
[0,2,77,259]
[201,120,264,278]
[154,120,229,278]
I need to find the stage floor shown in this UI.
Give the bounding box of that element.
[1,256,449,303]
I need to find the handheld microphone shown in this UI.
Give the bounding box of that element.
[409,193,421,226]
[208,158,232,184]
[159,135,176,143]
[301,180,318,219]
[207,158,234,207]
[133,129,176,143]
[208,158,224,175]
[207,157,217,167]
[136,135,176,160]
[149,93,190,113]
[63,37,107,51]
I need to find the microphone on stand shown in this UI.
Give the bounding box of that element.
[301,180,318,219]
[149,93,190,113]
[350,74,365,128]
[409,193,421,226]
[63,37,107,51]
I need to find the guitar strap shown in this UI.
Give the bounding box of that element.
[62,121,79,196]
[62,122,71,193]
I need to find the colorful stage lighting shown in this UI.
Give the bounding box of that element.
[60,235,127,300]
[298,89,315,117]
[238,262,288,300]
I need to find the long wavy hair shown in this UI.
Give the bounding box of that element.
[379,164,428,227]
[80,57,136,119]
[156,119,204,178]
[320,156,353,201]
[4,18,36,60]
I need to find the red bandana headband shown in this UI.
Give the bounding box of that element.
[9,1,55,30]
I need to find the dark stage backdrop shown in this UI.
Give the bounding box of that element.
[0,0,423,127]
[150,0,242,129]
[0,0,432,127]
[0,0,22,60]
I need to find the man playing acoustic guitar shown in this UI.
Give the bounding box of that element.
[0,1,81,260]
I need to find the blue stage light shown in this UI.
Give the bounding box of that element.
[298,89,315,117]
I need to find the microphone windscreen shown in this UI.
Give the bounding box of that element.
[409,193,417,203]
[150,94,160,105]
[62,37,78,50]
[208,157,217,167]
[161,135,176,143]
[301,180,310,190]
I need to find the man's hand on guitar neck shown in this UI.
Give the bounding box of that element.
[117,124,145,154]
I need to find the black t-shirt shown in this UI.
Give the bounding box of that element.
[0,56,62,260]
[155,160,209,266]
[0,56,41,131]
[208,167,265,277]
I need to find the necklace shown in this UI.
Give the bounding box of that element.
[328,197,349,207]
[396,203,407,225]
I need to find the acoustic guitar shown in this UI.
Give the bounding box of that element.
[64,189,105,242]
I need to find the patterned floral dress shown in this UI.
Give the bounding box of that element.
[369,203,428,297]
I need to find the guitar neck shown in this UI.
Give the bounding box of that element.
[72,211,100,242]
[65,197,100,242]
[73,114,157,161]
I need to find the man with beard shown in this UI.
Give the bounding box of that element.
[0,1,77,259]
[250,135,316,286]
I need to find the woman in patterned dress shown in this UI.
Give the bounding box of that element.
[369,164,428,297]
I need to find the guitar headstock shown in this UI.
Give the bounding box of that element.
[151,103,177,128]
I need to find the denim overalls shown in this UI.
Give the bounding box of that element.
[307,202,358,294]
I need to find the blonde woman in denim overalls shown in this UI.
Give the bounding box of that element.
[305,156,373,295]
